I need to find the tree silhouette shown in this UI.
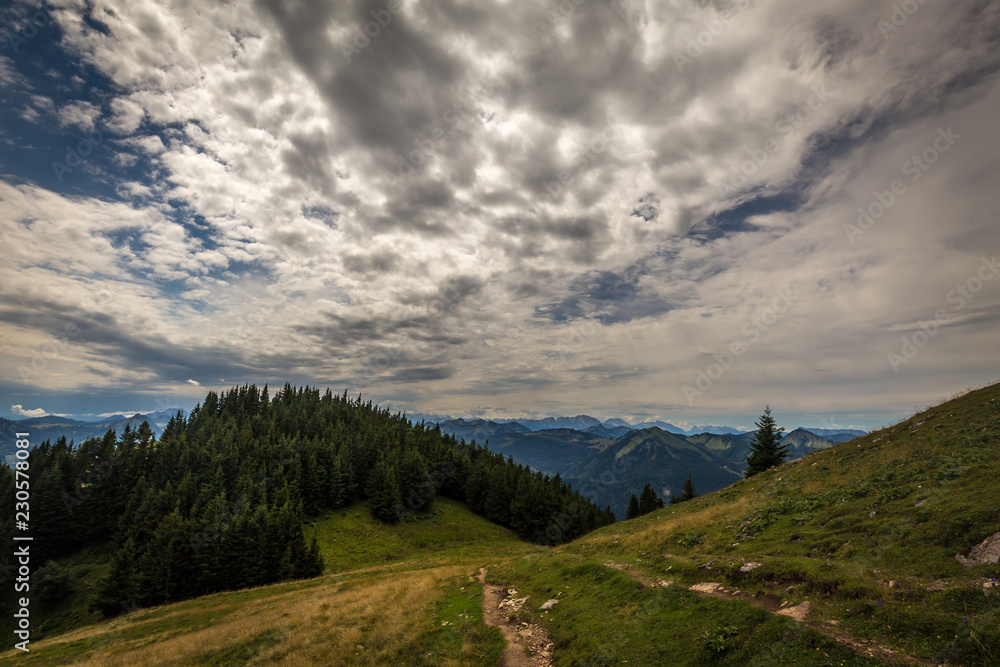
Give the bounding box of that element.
[626,493,641,520]
[638,483,664,514]
[745,406,788,477]
[671,473,697,505]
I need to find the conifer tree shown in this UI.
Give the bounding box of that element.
[671,473,697,505]
[626,493,641,520]
[21,384,613,617]
[368,459,403,524]
[637,483,664,515]
[745,405,788,478]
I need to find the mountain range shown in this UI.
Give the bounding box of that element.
[1,407,864,517]
[412,412,800,436]
[435,417,866,518]
[0,409,183,460]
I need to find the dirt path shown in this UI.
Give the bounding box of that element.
[602,562,935,667]
[477,568,554,667]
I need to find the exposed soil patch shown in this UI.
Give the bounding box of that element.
[478,568,554,667]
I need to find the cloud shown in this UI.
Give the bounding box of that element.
[11,404,48,418]
[0,0,997,425]
[57,100,101,131]
[186,379,201,386]
[0,55,28,88]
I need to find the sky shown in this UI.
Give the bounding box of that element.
[0,0,998,431]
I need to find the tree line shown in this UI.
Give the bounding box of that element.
[0,384,614,616]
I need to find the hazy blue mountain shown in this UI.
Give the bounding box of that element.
[799,427,867,443]
[629,420,689,435]
[694,425,746,435]
[470,428,611,475]
[685,432,755,469]
[781,428,837,458]
[563,427,742,518]
[1,410,185,459]
[404,412,456,426]
[627,421,744,436]
[585,424,634,438]
[601,418,636,430]
[437,418,531,443]
[508,415,604,431]
[685,428,836,473]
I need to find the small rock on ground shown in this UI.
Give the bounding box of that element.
[956,531,1000,566]
[776,600,813,622]
[690,582,725,594]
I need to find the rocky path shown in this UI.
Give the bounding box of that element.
[478,568,554,667]
[602,561,937,666]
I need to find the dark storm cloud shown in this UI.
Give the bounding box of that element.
[258,0,466,158]
[384,365,454,383]
[341,248,402,276]
[297,275,485,354]
[0,300,258,385]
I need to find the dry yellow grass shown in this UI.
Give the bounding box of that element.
[1,563,481,666]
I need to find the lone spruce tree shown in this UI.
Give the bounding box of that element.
[638,483,664,515]
[744,405,788,477]
[671,473,697,505]
[626,493,641,520]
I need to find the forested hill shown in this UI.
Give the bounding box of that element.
[1,384,613,617]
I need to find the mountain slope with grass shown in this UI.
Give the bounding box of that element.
[547,382,1000,665]
[1,498,532,665]
[3,383,998,666]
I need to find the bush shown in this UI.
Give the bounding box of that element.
[701,625,739,655]
[678,532,703,547]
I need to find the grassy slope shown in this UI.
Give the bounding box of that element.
[528,382,1000,665]
[0,498,529,665]
[310,498,535,572]
[6,384,999,665]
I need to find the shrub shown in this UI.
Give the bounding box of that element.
[701,625,740,655]
[678,532,703,547]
